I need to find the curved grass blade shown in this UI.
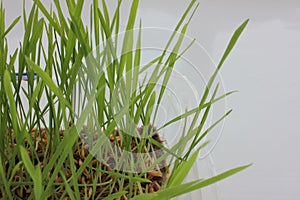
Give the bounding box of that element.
[217,19,249,69]
[158,90,237,131]
[20,146,43,199]
[3,70,20,138]
[167,147,201,187]
[103,191,128,200]
[0,156,13,199]
[132,164,252,200]
[25,57,72,109]
[186,19,249,152]
[1,16,21,38]
[33,0,63,35]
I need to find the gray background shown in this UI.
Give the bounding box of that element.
[2,0,300,199]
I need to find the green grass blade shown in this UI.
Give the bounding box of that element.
[60,171,77,200]
[167,148,201,187]
[101,0,110,26]
[53,0,69,32]
[217,19,249,69]
[20,146,43,199]
[33,0,62,35]
[67,151,81,199]
[93,0,100,46]
[138,56,162,74]
[43,127,79,197]
[8,161,23,183]
[25,57,72,109]
[103,191,128,200]
[154,24,189,123]
[164,164,252,199]
[2,16,21,38]
[118,0,139,78]
[148,137,183,161]
[156,0,197,65]
[184,83,220,159]
[3,70,20,136]
[73,0,84,21]
[110,0,121,36]
[27,18,44,53]
[0,156,13,199]
[69,16,90,55]
[187,19,249,139]
[144,91,155,125]
[94,169,152,183]
[158,90,237,131]
[195,109,233,145]
[132,164,252,200]
[97,8,118,60]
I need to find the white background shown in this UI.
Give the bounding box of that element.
[3,0,300,199]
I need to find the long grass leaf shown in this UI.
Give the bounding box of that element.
[33,0,62,35]
[132,164,251,200]
[118,0,139,77]
[187,19,249,138]
[158,90,237,131]
[3,71,20,136]
[167,148,201,187]
[43,127,78,197]
[20,146,43,199]
[103,191,128,200]
[0,156,13,199]
[184,83,220,159]
[195,109,233,145]
[2,16,21,38]
[217,19,249,69]
[25,57,71,109]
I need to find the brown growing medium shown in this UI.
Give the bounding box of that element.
[2,126,169,199]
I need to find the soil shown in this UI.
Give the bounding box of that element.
[1,126,169,199]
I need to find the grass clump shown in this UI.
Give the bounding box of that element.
[0,0,250,199]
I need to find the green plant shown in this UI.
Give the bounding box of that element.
[0,0,250,199]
